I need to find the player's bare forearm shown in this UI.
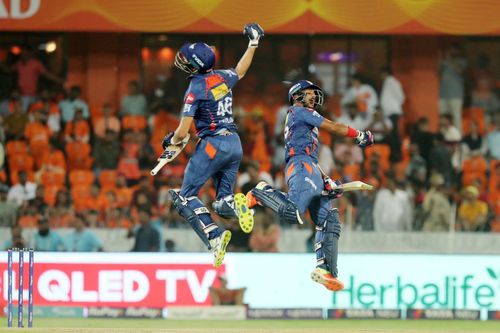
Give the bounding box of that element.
[320,118,350,137]
[235,47,256,79]
[173,116,193,143]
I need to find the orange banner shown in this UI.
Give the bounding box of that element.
[0,0,499,34]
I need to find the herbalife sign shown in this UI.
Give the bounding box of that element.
[331,255,500,310]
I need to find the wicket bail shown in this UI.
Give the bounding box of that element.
[7,248,34,328]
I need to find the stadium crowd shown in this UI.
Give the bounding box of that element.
[0,42,498,252]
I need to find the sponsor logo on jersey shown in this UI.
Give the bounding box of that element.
[211,83,229,101]
[185,93,195,104]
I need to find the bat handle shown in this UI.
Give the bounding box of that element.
[151,160,168,176]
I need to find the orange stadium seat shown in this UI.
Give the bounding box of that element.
[66,142,93,170]
[69,170,95,187]
[40,171,66,188]
[44,185,63,207]
[71,185,92,212]
[8,154,34,172]
[364,144,391,171]
[122,115,147,132]
[99,170,118,189]
[462,155,488,187]
[6,140,29,156]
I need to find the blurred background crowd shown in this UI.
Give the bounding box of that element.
[0,33,499,253]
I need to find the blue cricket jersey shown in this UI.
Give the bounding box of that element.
[284,106,326,163]
[181,68,239,138]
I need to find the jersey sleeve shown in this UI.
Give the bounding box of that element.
[217,68,239,89]
[297,107,325,128]
[181,82,201,117]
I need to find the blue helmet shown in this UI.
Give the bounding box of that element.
[288,80,324,108]
[174,42,215,74]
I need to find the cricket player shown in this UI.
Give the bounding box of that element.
[247,80,374,290]
[164,23,264,267]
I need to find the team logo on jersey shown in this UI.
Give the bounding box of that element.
[211,83,229,101]
[185,93,195,104]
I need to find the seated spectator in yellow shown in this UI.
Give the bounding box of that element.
[457,185,488,231]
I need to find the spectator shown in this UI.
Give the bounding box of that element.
[59,86,89,123]
[64,109,90,143]
[334,137,363,165]
[209,274,246,306]
[3,225,25,250]
[462,120,484,158]
[27,185,48,216]
[1,45,64,111]
[365,106,392,143]
[405,143,427,187]
[136,131,156,171]
[439,113,461,143]
[24,109,51,167]
[336,102,368,131]
[421,173,451,231]
[355,180,378,231]
[29,88,61,133]
[457,185,488,232]
[373,172,412,231]
[0,184,17,226]
[47,190,73,227]
[249,210,280,252]
[64,214,102,251]
[341,74,378,117]
[165,239,176,252]
[7,170,37,207]
[3,98,28,140]
[121,80,147,116]
[485,113,500,160]
[428,134,453,186]
[410,117,434,165]
[130,209,160,252]
[33,218,64,251]
[380,66,405,161]
[93,129,120,170]
[438,43,467,133]
[93,102,120,139]
[239,161,273,194]
[132,176,158,207]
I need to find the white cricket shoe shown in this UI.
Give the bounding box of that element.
[209,230,231,268]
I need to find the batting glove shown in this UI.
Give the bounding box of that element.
[162,133,175,150]
[355,130,374,148]
[243,23,264,48]
[323,177,343,199]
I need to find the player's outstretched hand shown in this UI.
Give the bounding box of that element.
[162,133,175,150]
[243,23,264,48]
[323,177,343,199]
[355,130,374,148]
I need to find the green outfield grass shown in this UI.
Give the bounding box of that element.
[10,318,500,333]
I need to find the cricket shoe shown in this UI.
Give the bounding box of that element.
[310,267,344,291]
[245,181,270,208]
[234,193,254,233]
[209,230,231,268]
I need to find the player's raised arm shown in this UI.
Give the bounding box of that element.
[234,23,264,79]
[320,118,374,148]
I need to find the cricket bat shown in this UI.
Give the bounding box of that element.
[150,134,190,176]
[338,180,374,192]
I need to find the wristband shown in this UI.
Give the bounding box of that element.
[347,126,358,138]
